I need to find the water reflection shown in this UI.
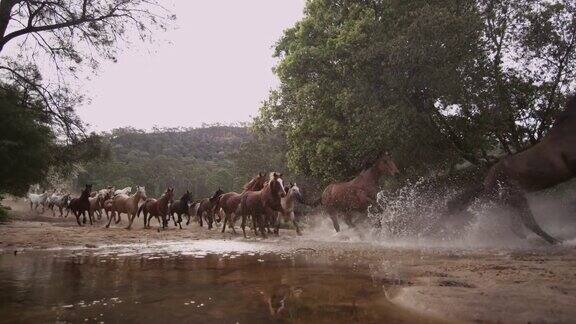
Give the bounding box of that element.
[0,248,430,323]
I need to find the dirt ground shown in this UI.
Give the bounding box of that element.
[2,198,576,323]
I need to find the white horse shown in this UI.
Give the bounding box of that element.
[114,187,132,196]
[28,192,48,213]
[98,186,115,198]
[276,183,304,235]
[48,193,71,217]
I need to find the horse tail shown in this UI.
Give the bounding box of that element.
[238,194,248,216]
[190,202,200,217]
[446,184,484,214]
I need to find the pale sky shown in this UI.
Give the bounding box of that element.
[76,1,305,132]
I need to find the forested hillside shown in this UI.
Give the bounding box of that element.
[76,126,255,198]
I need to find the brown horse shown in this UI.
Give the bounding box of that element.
[216,173,267,234]
[106,186,147,229]
[190,188,224,229]
[321,152,400,232]
[138,188,175,229]
[69,184,93,226]
[88,194,104,221]
[103,198,114,221]
[236,172,287,238]
[447,96,576,244]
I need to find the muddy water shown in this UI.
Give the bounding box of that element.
[0,241,431,324]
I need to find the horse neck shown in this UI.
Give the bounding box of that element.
[158,194,170,207]
[132,191,143,203]
[353,165,383,189]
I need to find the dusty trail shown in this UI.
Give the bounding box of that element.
[1,198,576,323]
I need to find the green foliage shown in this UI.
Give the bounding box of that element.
[0,86,54,196]
[259,0,576,184]
[79,126,254,199]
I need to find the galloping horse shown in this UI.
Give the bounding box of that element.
[47,193,70,217]
[169,190,193,229]
[103,199,114,221]
[447,96,576,244]
[69,184,93,226]
[190,188,224,229]
[216,173,267,234]
[138,188,174,229]
[321,152,399,232]
[88,194,105,221]
[237,172,287,238]
[275,183,305,235]
[28,192,48,213]
[106,186,147,229]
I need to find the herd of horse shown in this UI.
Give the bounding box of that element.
[26,172,304,238]
[25,96,576,244]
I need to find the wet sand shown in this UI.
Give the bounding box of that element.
[2,198,576,323]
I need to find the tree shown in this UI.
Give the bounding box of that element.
[259,0,576,184]
[0,0,174,141]
[0,84,53,195]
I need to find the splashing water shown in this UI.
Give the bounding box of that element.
[369,178,456,241]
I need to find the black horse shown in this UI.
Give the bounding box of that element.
[169,190,192,229]
[69,184,93,226]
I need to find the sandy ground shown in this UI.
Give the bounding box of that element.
[2,198,576,323]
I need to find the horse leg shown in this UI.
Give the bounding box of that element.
[257,213,267,238]
[207,213,213,229]
[105,211,114,228]
[507,192,560,244]
[221,212,228,233]
[229,213,238,234]
[198,211,204,227]
[126,211,137,230]
[75,211,82,226]
[325,208,341,232]
[241,214,248,238]
[290,211,302,236]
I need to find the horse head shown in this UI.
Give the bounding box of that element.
[209,188,224,203]
[375,152,400,177]
[244,172,268,191]
[136,186,147,201]
[289,183,304,203]
[270,172,287,198]
[165,187,175,203]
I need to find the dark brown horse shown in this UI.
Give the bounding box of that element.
[169,190,192,229]
[190,188,224,229]
[138,188,175,229]
[321,152,399,232]
[236,172,287,238]
[69,184,93,226]
[448,96,576,244]
[216,173,267,234]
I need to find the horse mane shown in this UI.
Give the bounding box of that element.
[361,151,385,171]
[243,176,261,191]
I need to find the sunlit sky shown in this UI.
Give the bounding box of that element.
[75,1,305,132]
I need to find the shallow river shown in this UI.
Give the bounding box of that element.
[0,240,430,324]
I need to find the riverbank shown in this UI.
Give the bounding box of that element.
[1,198,576,323]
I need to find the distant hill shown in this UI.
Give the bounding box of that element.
[77,126,254,198]
[108,126,251,162]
